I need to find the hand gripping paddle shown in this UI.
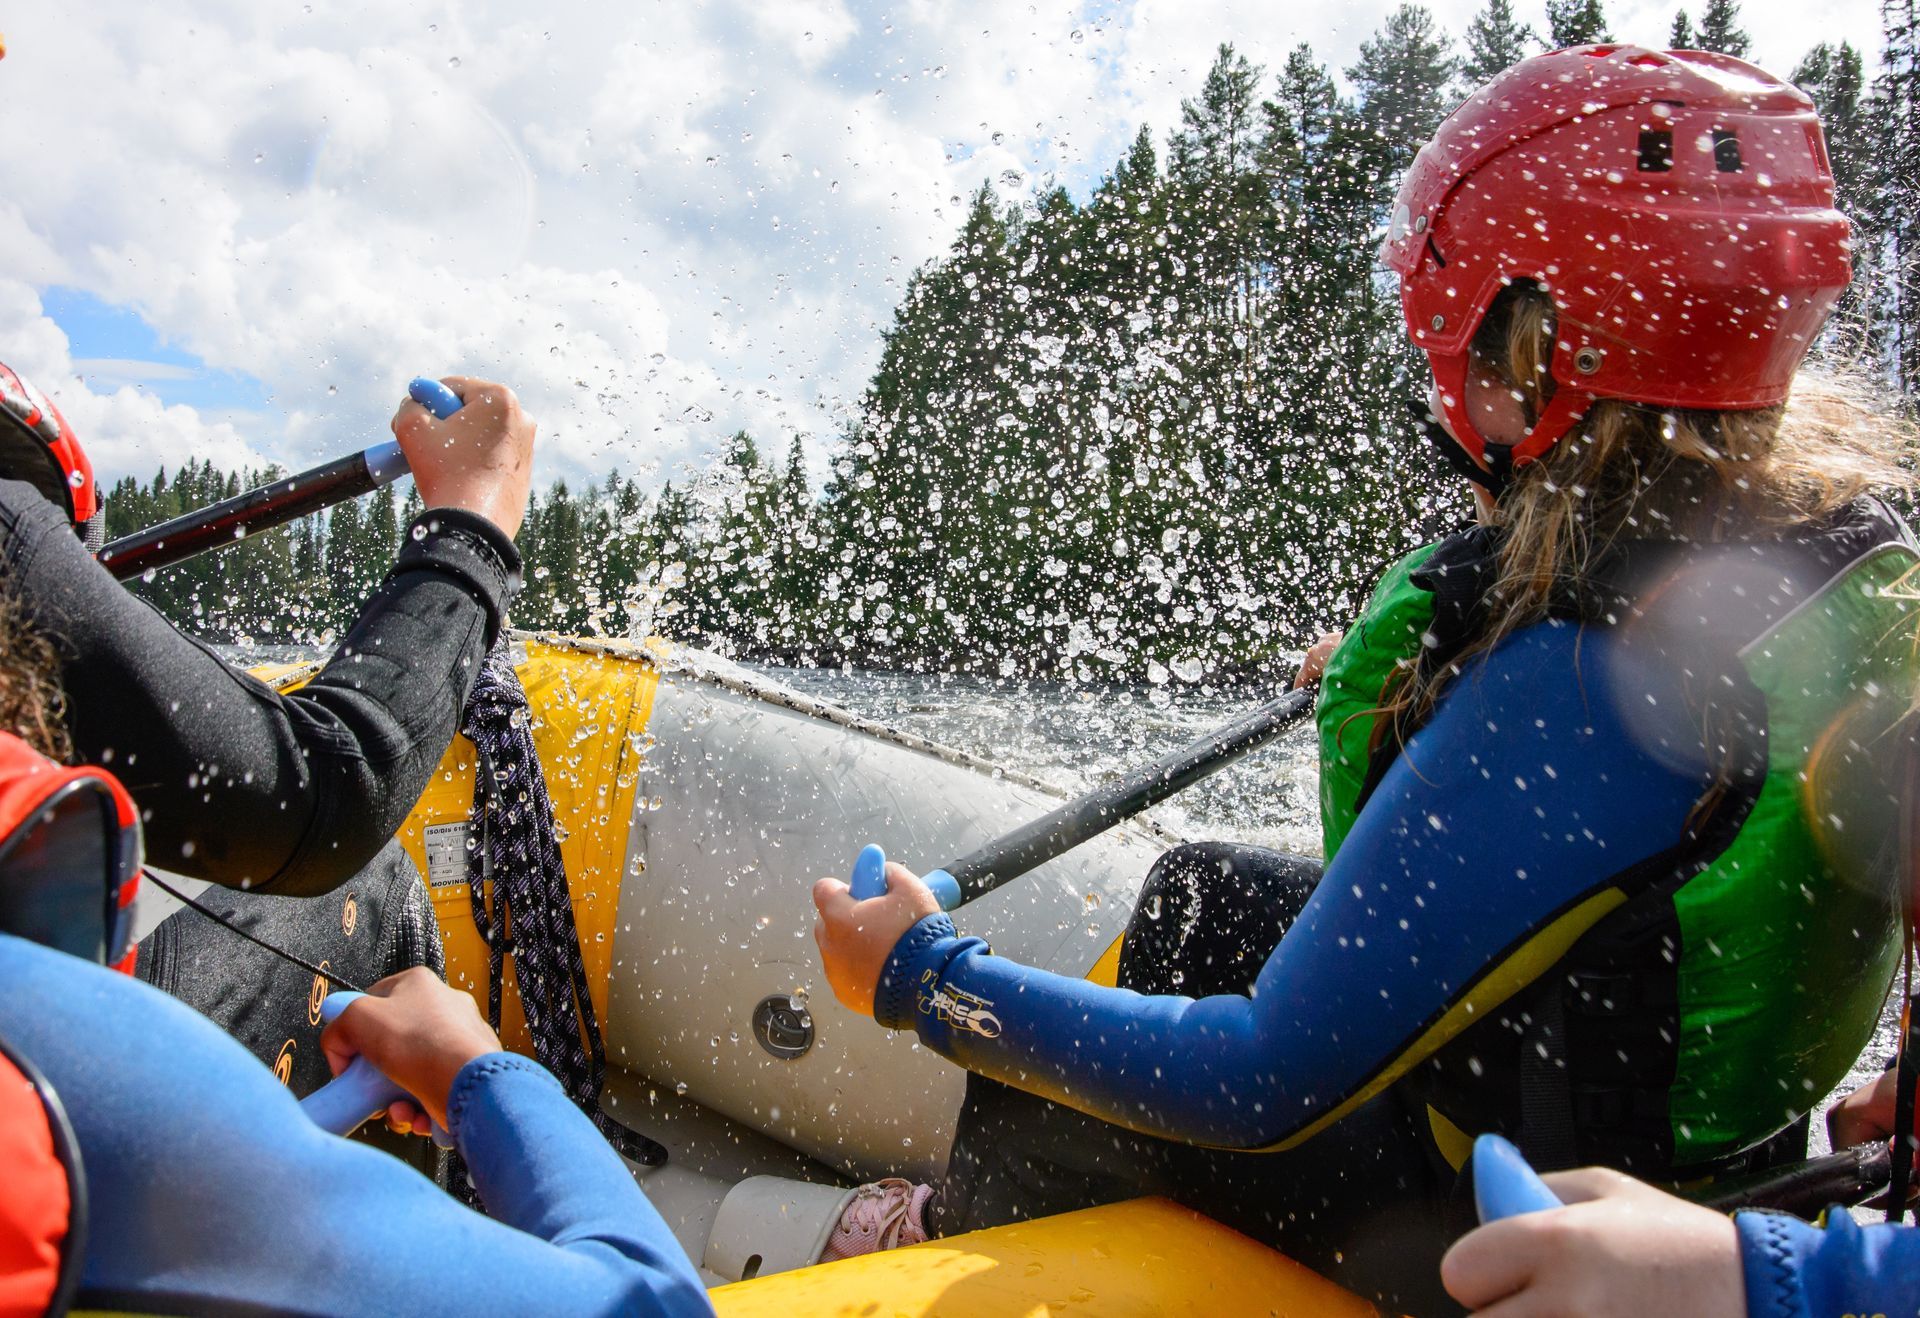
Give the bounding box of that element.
[1471,1134,1564,1222]
[298,991,454,1149]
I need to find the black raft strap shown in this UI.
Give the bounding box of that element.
[462,645,668,1167]
[1517,978,1580,1172]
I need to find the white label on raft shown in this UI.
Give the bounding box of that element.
[424,821,472,887]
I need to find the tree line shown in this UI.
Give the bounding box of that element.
[106,0,1920,684]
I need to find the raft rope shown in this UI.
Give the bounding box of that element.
[461,648,669,1167]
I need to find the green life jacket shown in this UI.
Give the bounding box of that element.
[1315,513,1915,1171]
[1318,542,1437,861]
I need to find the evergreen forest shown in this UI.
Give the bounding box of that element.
[105,0,1920,684]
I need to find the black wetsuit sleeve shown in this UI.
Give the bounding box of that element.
[0,479,520,895]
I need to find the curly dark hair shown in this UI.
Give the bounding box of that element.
[0,587,70,761]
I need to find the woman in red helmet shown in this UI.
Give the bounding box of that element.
[810,45,1916,1311]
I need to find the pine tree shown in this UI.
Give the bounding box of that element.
[322,497,369,632]
[645,480,695,640]
[1795,44,1873,221]
[766,438,819,650]
[366,483,399,561]
[1461,0,1535,86]
[1349,6,1457,191]
[533,481,587,631]
[1670,10,1697,48]
[1257,44,1414,622]
[1881,0,1920,395]
[1546,0,1611,47]
[1793,43,1878,359]
[596,471,648,637]
[1695,0,1750,56]
[1172,44,1264,180]
[1170,44,1269,322]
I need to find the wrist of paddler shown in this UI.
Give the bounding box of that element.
[811,863,942,1017]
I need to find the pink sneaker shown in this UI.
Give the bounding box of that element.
[819,1177,934,1261]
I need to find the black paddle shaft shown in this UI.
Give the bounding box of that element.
[98,446,400,581]
[947,685,1317,906]
[1694,1140,1893,1216]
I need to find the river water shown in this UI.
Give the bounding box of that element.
[759,663,1325,856]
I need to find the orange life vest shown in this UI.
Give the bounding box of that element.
[0,1031,83,1318]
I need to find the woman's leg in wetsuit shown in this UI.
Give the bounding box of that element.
[1113,840,1323,996]
[926,841,1450,1313]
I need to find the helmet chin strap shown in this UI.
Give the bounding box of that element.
[1409,399,1510,496]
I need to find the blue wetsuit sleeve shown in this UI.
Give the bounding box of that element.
[0,933,710,1318]
[1736,1209,1920,1318]
[446,1052,708,1299]
[875,623,1718,1148]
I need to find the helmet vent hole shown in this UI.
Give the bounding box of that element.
[1711,129,1743,173]
[1574,347,1604,375]
[1637,130,1674,173]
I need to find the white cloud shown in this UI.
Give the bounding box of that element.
[0,0,1883,491]
[70,359,201,384]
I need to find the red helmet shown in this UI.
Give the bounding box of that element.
[0,363,102,547]
[1380,45,1851,472]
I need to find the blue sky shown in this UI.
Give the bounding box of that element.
[46,288,271,415]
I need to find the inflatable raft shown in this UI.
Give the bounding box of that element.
[249,633,1373,1313]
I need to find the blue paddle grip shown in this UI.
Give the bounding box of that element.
[407,377,465,420]
[921,869,963,910]
[1472,1134,1564,1223]
[299,992,452,1149]
[848,844,961,910]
